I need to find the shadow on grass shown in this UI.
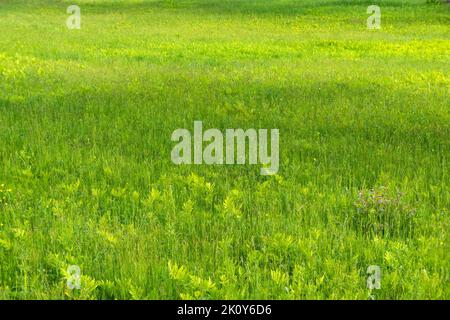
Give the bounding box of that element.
[78,0,432,15]
[1,0,437,15]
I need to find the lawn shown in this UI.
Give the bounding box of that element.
[0,0,448,299]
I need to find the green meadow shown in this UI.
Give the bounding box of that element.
[0,0,449,299]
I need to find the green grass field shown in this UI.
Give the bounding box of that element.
[0,0,449,299]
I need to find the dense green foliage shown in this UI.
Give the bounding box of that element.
[0,0,448,299]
